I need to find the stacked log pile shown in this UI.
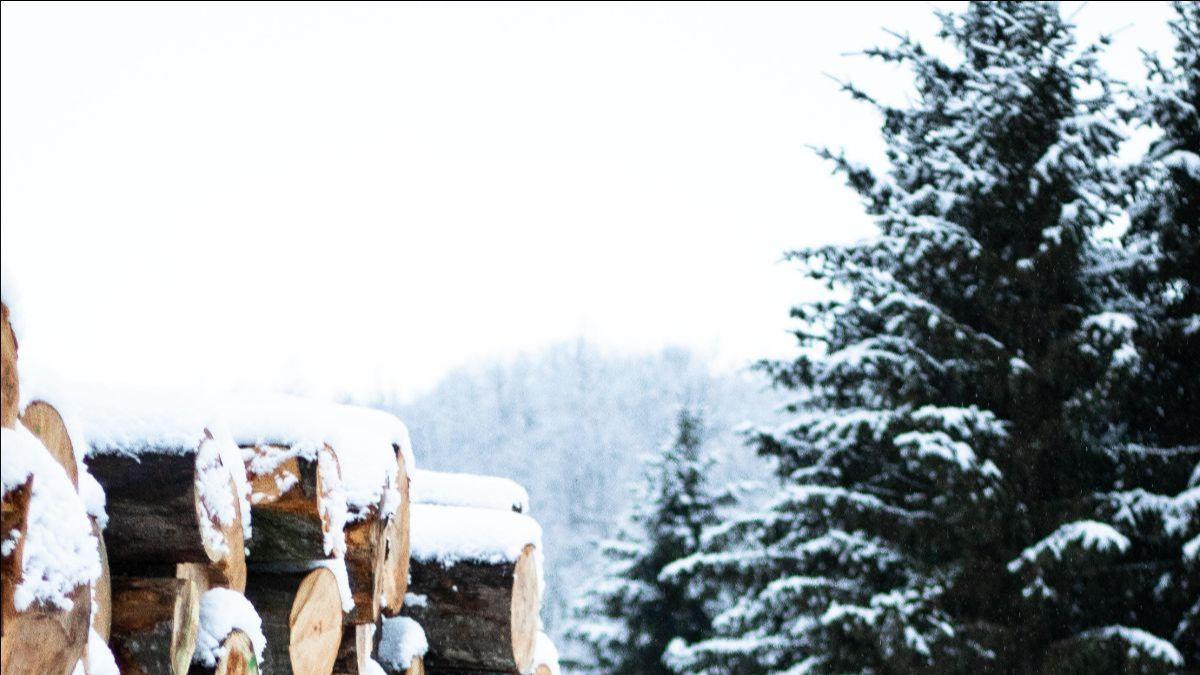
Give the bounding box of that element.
[2,278,561,675]
[2,298,112,675]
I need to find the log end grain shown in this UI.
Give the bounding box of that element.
[510,545,539,674]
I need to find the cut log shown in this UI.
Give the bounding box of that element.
[91,518,112,642]
[191,589,264,675]
[332,624,376,674]
[19,401,78,489]
[343,507,385,625]
[402,545,539,673]
[402,504,541,674]
[2,584,92,675]
[2,427,96,675]
[1,301,18,429]
[188,629,257,675]
[381,447,411,618]
[243,443,343,562]
[243,568,343,675]
[86,434,245,578]
[110,576,200,675]
[1,476,33,632]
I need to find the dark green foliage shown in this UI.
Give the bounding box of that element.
[670,3,1194,673]
[568,408,720,674]
[1121,1,1200,666]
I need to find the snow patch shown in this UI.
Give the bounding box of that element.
[85,628,119,675]
[1009,520,1129,572]
[411,469,530,513]
[1078,625,1184,667]
[410,504,542,566]
[193,588,267,669]
[224,393,413,521]
[531,631,561,675]
[377,616,428,671]
[1,426,100,612]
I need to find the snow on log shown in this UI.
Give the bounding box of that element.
[344,496,388,625]
[530,632,561,675]
[224,394,414,621]
[401,504,541,674]
[411,469,529,514]
[243,443,345,561]
[85,429,246,590]
[375,616,427,675]
[187,630,257,675]
[109,576,200,675]
[84,627,120,675]
[189,588,265,675]
[222,393,413,521]
[1,427,98,675]
[243,568,344,675]
[1,301,18,429]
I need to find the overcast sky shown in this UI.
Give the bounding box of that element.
[1,1,1175,401]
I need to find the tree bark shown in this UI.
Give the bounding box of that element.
[1,476,33,632]
[110,576,200,675]
[332,624,375,674]
[188,629,259,675]
[243,568,343,675]
[401,545,539,674]
[86,445,244,579]
[1,302,18,430]
[243,444,341,562]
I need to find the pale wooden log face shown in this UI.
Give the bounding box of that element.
[1,302,17,430]
[19,401,78,489]
[289,569,344,675]
[381,451,411,618]
[510,545,540,674]
[91,518,112,642]
[0,583,91,675]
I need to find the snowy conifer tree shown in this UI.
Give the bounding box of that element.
[1118,1,1200,665]
[666,3,1190,672]
[568,407,719,674]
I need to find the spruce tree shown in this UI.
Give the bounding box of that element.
[568,407,719,674]
[1119,1,1200,665]
[667,3,1188,673]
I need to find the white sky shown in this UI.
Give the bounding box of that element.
[1,1,1175,401]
